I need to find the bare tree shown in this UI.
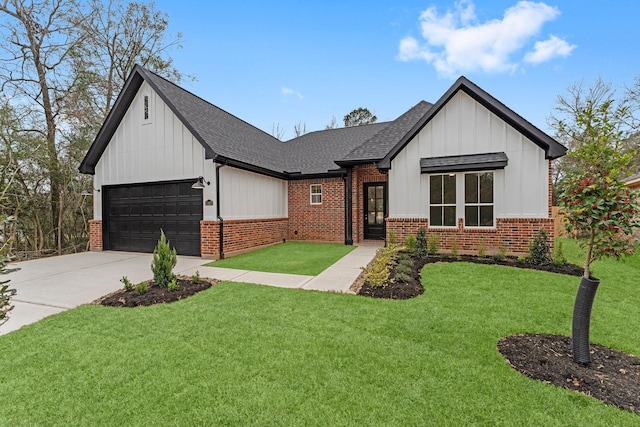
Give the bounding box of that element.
[325,115,338,130]
[293,121,307,137]
[271,123,285,140]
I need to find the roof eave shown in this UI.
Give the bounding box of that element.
[378,76,567,170]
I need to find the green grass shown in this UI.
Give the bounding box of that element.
[205,241,356,275]
[1,238,639,425]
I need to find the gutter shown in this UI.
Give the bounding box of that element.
[216,161,226,259]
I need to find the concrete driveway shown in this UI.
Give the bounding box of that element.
[1,251,206,335]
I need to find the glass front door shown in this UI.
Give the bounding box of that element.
[364,183,386,240]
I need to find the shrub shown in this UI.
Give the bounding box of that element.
[477,240,486,258]
[397,252,412,263]
[517,256,527,264]
[451,239,459,258]
[528,229,552,266]
[135,282,148,295]
[553,241,567,266]
[404,235,416,253]
[415,227,428,259]
[493,246,507,262]
[152,230,177,287]
[167,278,179,292]
[388,230,397,245]
[120,276,134,291]
[363,245,400,288]
[192,270,201,284]
[395,272,411,283]
[427,234,440,255]
[0,237,16,326]
[395,263,412,275]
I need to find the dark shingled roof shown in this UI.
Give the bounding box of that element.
[339,101,433,164]
[283,122,390,175]
[80,66,566,179]
[420,152,508,173]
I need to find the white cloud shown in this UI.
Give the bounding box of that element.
[398,0,574,77]
[281,87,303,99]
[524,35,576,64]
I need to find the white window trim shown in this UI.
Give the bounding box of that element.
[310,184,322,205]
[427,171,496,229]
[463,171,495,229]
[428,174,457,228]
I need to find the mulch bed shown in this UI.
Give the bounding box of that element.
[357,252,640,415]
[356,252,583,300]
[498,334,640,414]
[95,276,217,307]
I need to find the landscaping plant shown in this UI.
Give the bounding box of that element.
[415,227,427,259]
[559,99,640,364]
[528,229,552,266]
[151,230,177,287]
[120,276,134,291]
[427,234,439,255]
[0,215,16,327]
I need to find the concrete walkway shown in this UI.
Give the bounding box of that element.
[1,243,380,336]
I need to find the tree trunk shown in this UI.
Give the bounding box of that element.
[572,276,600,364]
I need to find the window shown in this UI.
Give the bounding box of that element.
[143,93,151,123]
[429,174,456,226]
[464,172,494,227]
[310,184,322,205]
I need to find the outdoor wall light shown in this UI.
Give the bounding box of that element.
[191,176,210,189]
[81,188,100,196]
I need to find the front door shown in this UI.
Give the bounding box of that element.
[364,183,386,240]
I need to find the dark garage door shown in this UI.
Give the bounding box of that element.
[104,181,202,256]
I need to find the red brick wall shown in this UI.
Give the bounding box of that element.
[386,217,554,255]
[89,220,102,251]
[288,178,344,242]
[352,164,388,242]
[201,218,288,259]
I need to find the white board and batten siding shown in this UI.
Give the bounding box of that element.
[93,81,287,221]
[389,90,549,220]
[219,167,288,220]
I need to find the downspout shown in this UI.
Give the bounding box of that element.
[216,161,226,259]
[344,167,353,245]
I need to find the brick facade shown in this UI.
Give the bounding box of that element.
[386,217,554,255]
[88,220,102,251]
[288,177,345,242]
[201,218,288,259]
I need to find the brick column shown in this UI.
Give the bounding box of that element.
[89,220,102,251]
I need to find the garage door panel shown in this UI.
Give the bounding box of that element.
[105,181,202,256]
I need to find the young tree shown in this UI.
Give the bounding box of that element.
[558,99,640,364]
[343,107,377,127]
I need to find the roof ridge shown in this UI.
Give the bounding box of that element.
[142,66,282,144]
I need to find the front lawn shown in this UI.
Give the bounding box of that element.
[205,241,355,275]
[0,239,638,425]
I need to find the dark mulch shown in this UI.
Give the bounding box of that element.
[357,252,583,300]
[498,334,640,414]
[96,276,217,307]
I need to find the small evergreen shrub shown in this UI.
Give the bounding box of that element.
[397,252,412,264]
[0,240,16,326]
[120,276,134,291]
[404,235,416,253]
[167,278,179,292]
[553,241,567,266]
[395,272,411,283]
[152,230,177,287]
[517,256,527,264]
[528,229,552,266]
[192,270,201,284]
[427,234,440,255]
[415,227,428,259]
[387,230,397,245]
[493,246,507,262]
[135,282,148,295]
[395,263,412,275]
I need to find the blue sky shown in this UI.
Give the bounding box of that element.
[154,0,640,140]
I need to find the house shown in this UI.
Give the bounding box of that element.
[79,65,567,258]
[625,172,640,191]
